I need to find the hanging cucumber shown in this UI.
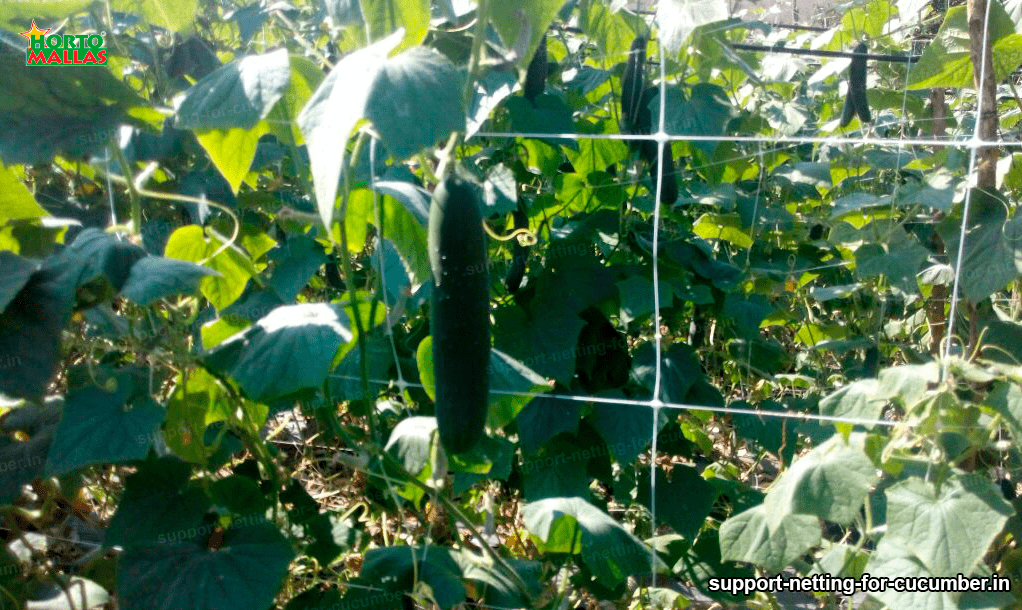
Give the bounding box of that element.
[840,42,871,127]
[620,36,647,132]
[429,175,490,455]
[523,37,548,105]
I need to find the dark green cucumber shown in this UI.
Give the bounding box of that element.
[504,203,529,293]
[429,175,490,455]
[840,42,870,127]
[524,37,547,105]
[620,36,647,132]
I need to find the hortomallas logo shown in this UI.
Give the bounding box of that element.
[19,20,107,66]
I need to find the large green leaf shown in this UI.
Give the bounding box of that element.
[939,191,1022,304]
[266,235,327,303]
[522,437,592,501]
[883,474,1012,577]
[117,522,295,610]
[359,0,429,51]
[360,547,465,610]
[656,85,733,158]
[0,251,38,312]
[516,394,581,455]
[522,496,662,588]
[638,465,717,540]
[489,0,564,70]
[111,0,199,33]
[164,225,254,311]
[195,124,269,194]
[719,504,821,573]
[762,432,878,527]
[299,34,464,228]
[105,458,211,547]
[0,265,76,401]
[204,303,353,401]
[0,166,47,223]
[907,3,1019,89]
[45,371,166,475]
[854,235,930,294]
[0,46,141,164]
[175,49,291,131]
[120,256,220,306]
[818,378,884,425]
[488,348,549,428]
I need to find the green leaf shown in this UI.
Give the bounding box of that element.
[819,378,884,425]
[360,547,465,610]
[489,0,563,69]
[656,0,729,54]
[0,265,75,401]
[522,496,662,588]
[939,192,1022,303]
[877,362,940,408]
[117,523,295,610]
[719,504,821,573]
[359,0,429,50]
[986,381,1022,440]
[299,33,464,227]
[883,474,1012,576]
[379,193,430,289]
[195,123,269,194]
[578,1,643,61]
[120,256,220,306]
[506,95,575,140]
[163,369,228,463]
[165,226,253,311]
[861,539,958,610]
[452,552,541,609]
[488,348,549,429]
[0,48,141,164]
[267,235,327,303]
[266,55,324,147]
[589,400,668,466]
[638,465,717,540]
[854,236,929,294]
[657,85,733,158]
[630,343,705,403]
[907,3,1019,89]
[111,0,199,33]
[616,276,674,326]
[384,416,437,480]
[106,458,211,547]
[204,303,353,401]
[0,166,47,223]
[364,47,465,160]
[516,394,581,454]
[522,437,592,501]
[0,251,39,312]
[45,372,166,475]
[762,432,878,527]
[176,49,291,131]
[51,228,147,303]
[693,213,753,249]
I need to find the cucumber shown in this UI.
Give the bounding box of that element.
[620,37,647,132]
[840,42,870,127]
[523,37,547,105]
[429,175,490,455]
